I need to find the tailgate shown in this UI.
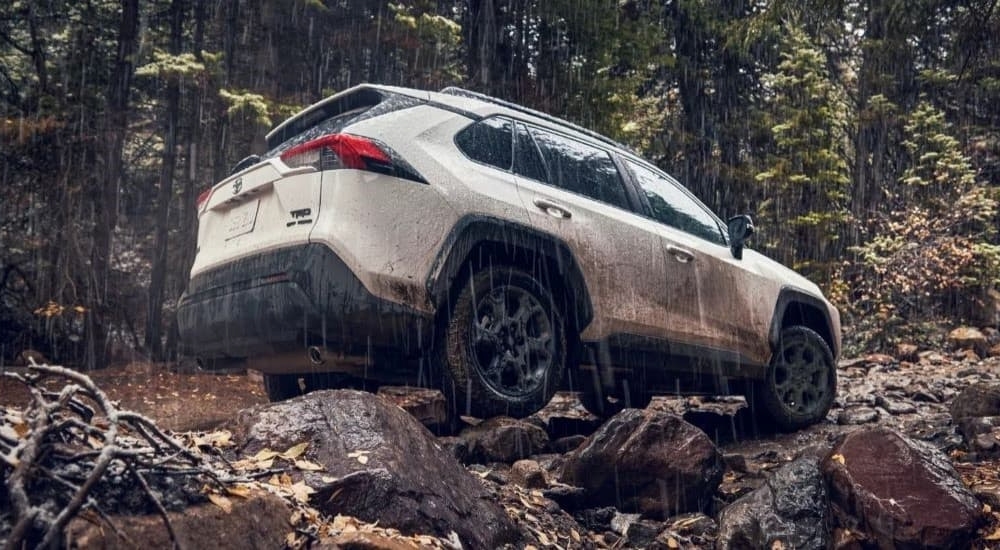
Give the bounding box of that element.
[190,160,321,276]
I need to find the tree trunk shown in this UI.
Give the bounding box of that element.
[146,0,186,360]
[89,0,139,369]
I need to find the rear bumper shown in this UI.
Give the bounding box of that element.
[177,244,432,363]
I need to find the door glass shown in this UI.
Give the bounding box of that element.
[513,123,548,183]
[528,127,629,209]
[626,160,726,244]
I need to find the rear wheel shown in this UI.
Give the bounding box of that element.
[749,326,836,431]
[441,266,565,419]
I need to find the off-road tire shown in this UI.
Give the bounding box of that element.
[441,266,566,419]
[749,326,837,431]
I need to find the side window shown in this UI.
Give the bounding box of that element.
[513,123,548,183]
[528,127,629,209]
[454,117,513,171]
[627,161,726,244]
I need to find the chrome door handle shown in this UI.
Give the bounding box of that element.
[666,244,694,263]
[533,198,572,219]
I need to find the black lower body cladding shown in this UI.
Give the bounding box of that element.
[177,243,432,361]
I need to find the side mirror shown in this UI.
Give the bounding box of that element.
[727,215,755,260]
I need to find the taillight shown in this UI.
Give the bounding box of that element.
[195,188,212,212]
[280,133,391,171]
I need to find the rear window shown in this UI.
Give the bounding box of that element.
[265,89,423,158]
[454,117,514,171]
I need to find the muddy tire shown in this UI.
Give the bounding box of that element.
[749,326,836,431]
[262,374,303,402]
[441,266,565,419]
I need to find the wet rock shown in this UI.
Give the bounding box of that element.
[229,390,518,549]
[716,456,831,550]
[836,407,880,425]
[919,351,947,365]
[460,416,549,463]
[896,342,920,362]
[527,392,601,438]
[960,348,982,362]
[436,436,469,463]
[822,427,983,549]
[541,484,588,511]
[376,386,447,427]
[624,518,664,547]
[509,459,548,489]
[64,491,290,550]
[609,511,642,536]
[951,382,1000,420]
[864,353,895,366]
[949,326,989,356]
[573,507,617,532]
[875,395,916,415]
[550,434,587,454]
[559,408,724,518]
[315,532,423,550]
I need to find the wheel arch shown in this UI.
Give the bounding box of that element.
[426,215,593,335]
[769,287,839,359]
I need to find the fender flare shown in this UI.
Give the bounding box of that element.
[425,214,593,331]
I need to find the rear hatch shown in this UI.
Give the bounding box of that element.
[190,85,427,277]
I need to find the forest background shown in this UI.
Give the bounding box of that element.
[1,0,998,369]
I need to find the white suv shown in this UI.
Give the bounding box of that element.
[178,84,842,430]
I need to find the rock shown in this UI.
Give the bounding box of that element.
[822,427,983,549]
[950,382,1000,420]
[436,436,469,463]
[989,343,1000,358]
[64,491,290,550]
[528,392,601,438]
[509,459,548,489]
[864,353,895,366]
[836,407,880,425]
[460,416,549,463]
[550,434,587,454]
[918,351,947,365]
[874,395,916,415]
[948,326,989,356]
[376,386,447,427]
[625,518,664,547]
[13,349,47,366]
[541,484,588,511]
[559,408,723,518]
[229,390,518,549]
[716,456,831,550]
[960,348,982,362]
[573,507,617,532]
[896,343,919,362]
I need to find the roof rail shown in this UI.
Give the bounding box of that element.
[439,86,634,153]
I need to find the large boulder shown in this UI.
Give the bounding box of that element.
[460,416,549,464]
[951,382,1000,421]
[229,390,518,550]
[948,326,989,356]
[559,408,723,518]
[822,427,983,549]
[716,456,831,550]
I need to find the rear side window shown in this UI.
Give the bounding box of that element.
[514,123,548,182]
[455,117,513,171]
[528,127,629,209]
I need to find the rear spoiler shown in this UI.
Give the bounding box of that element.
[265,86,390,151]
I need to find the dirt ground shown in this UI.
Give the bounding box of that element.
[0,362,267,431]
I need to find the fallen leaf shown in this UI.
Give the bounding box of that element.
[772,540,786,550]
[987,527,1000,541]
[537,531,550,545]
[830,453,846,465]
[208,493,233,513]
[282,442,309,459]
[252,449,280,462]
[570,529,581,543]
[289,481,316,503]
[295,459,325,471]
[226,485,252,498]
[666,536,679,549]
[0,425,19,441]
[357,455,369,465]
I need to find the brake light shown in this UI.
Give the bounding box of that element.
[195,188,212,212]
[280,133,391,171]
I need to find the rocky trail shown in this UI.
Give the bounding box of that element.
[4,327,1000,548]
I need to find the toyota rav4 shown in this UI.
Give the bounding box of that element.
[177,84,841,430]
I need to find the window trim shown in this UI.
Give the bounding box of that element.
[620,157,729,246]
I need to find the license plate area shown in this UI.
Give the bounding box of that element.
[225,199,260,240]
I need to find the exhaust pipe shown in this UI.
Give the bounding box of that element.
[307,346,325,365]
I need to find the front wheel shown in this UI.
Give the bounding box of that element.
[441,266,566,419]
[748,326,837,431]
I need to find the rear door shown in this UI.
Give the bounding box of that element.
[510,122,670,345]
[192,162,321,276]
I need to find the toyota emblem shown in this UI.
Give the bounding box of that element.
[233,177,243,194]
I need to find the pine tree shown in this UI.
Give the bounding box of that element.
[755,24,850,286]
